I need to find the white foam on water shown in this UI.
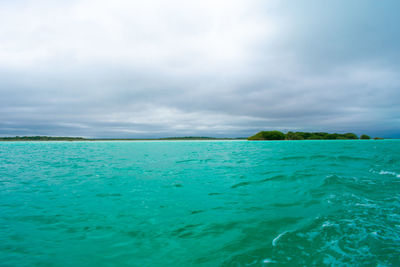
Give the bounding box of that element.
[370,169,400,178]
[355,202,378,208]
[378,170,400,178]
[272,231,288,246]
[262,258,276,264]
[322,221,334,227]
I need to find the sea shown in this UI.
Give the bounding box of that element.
[0,140,399,266]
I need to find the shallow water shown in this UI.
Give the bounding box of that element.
[1,140,399,266]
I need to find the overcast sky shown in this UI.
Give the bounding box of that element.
[1,0,399,138]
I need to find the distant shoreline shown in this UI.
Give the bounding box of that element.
[0,137,395,142]
[247,131,384,140]
[0,132,390,141]
[0,136,247,141]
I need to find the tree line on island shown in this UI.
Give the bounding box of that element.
[248,131,375,140]
[0,133,381,141]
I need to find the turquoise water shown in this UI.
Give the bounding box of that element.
[1,140,399,266]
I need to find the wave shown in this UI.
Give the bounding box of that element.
[272,231,288,246]
[378,170,400,178]
[369,169,400,178]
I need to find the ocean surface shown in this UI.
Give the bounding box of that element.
[0,140,399,266]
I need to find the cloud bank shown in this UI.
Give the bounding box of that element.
[1,0,399,137]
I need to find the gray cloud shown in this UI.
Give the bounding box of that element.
[0,0,399,138]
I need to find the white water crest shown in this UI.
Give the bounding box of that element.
[272,231,288,246]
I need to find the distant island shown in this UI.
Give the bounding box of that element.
[0,133,383,141]
[248,131,376,140]
[0,136,246,141]
[0,136,87,141]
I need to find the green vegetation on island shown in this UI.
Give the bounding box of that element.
[0,134,382,141]
[248,131,286,140]
[248,131,376,140]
